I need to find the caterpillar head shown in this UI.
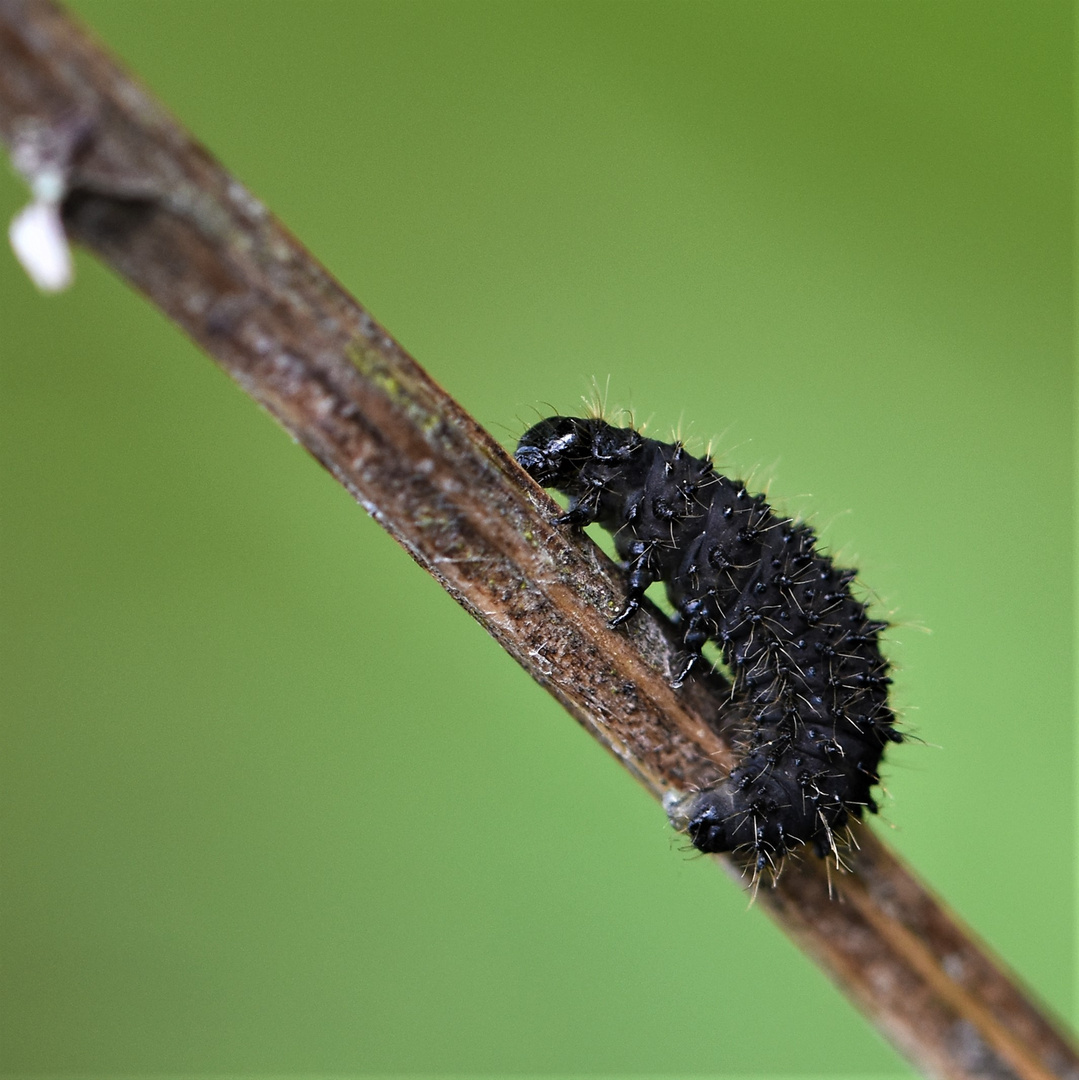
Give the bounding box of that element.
[516,416,643,496]
[515,416,598,490]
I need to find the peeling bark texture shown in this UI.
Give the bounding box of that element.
[0,3,1076,1079]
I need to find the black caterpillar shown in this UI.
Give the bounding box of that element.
[515,416,900,872]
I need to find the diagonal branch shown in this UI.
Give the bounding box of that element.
[0,2,1075,1078]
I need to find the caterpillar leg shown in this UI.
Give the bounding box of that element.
[554,504,595,527]
[671,600,716,686]
[609,543,659,627]
[553,490,600,527]
[671,629,706,686]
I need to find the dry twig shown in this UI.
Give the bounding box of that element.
[1,2,1075,1077]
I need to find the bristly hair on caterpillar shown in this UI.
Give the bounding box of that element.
[514,414,901,880]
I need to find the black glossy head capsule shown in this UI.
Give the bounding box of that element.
[515,416,597,488]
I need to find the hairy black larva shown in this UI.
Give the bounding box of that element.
[515,416,900,874]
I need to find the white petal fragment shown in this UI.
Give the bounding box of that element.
[9,201,73,293]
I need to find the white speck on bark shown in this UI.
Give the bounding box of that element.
[9,200,73,292]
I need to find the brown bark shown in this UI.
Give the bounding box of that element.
[1,2,1075,1077]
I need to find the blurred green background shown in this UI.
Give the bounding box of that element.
[0,1,1072,1077]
